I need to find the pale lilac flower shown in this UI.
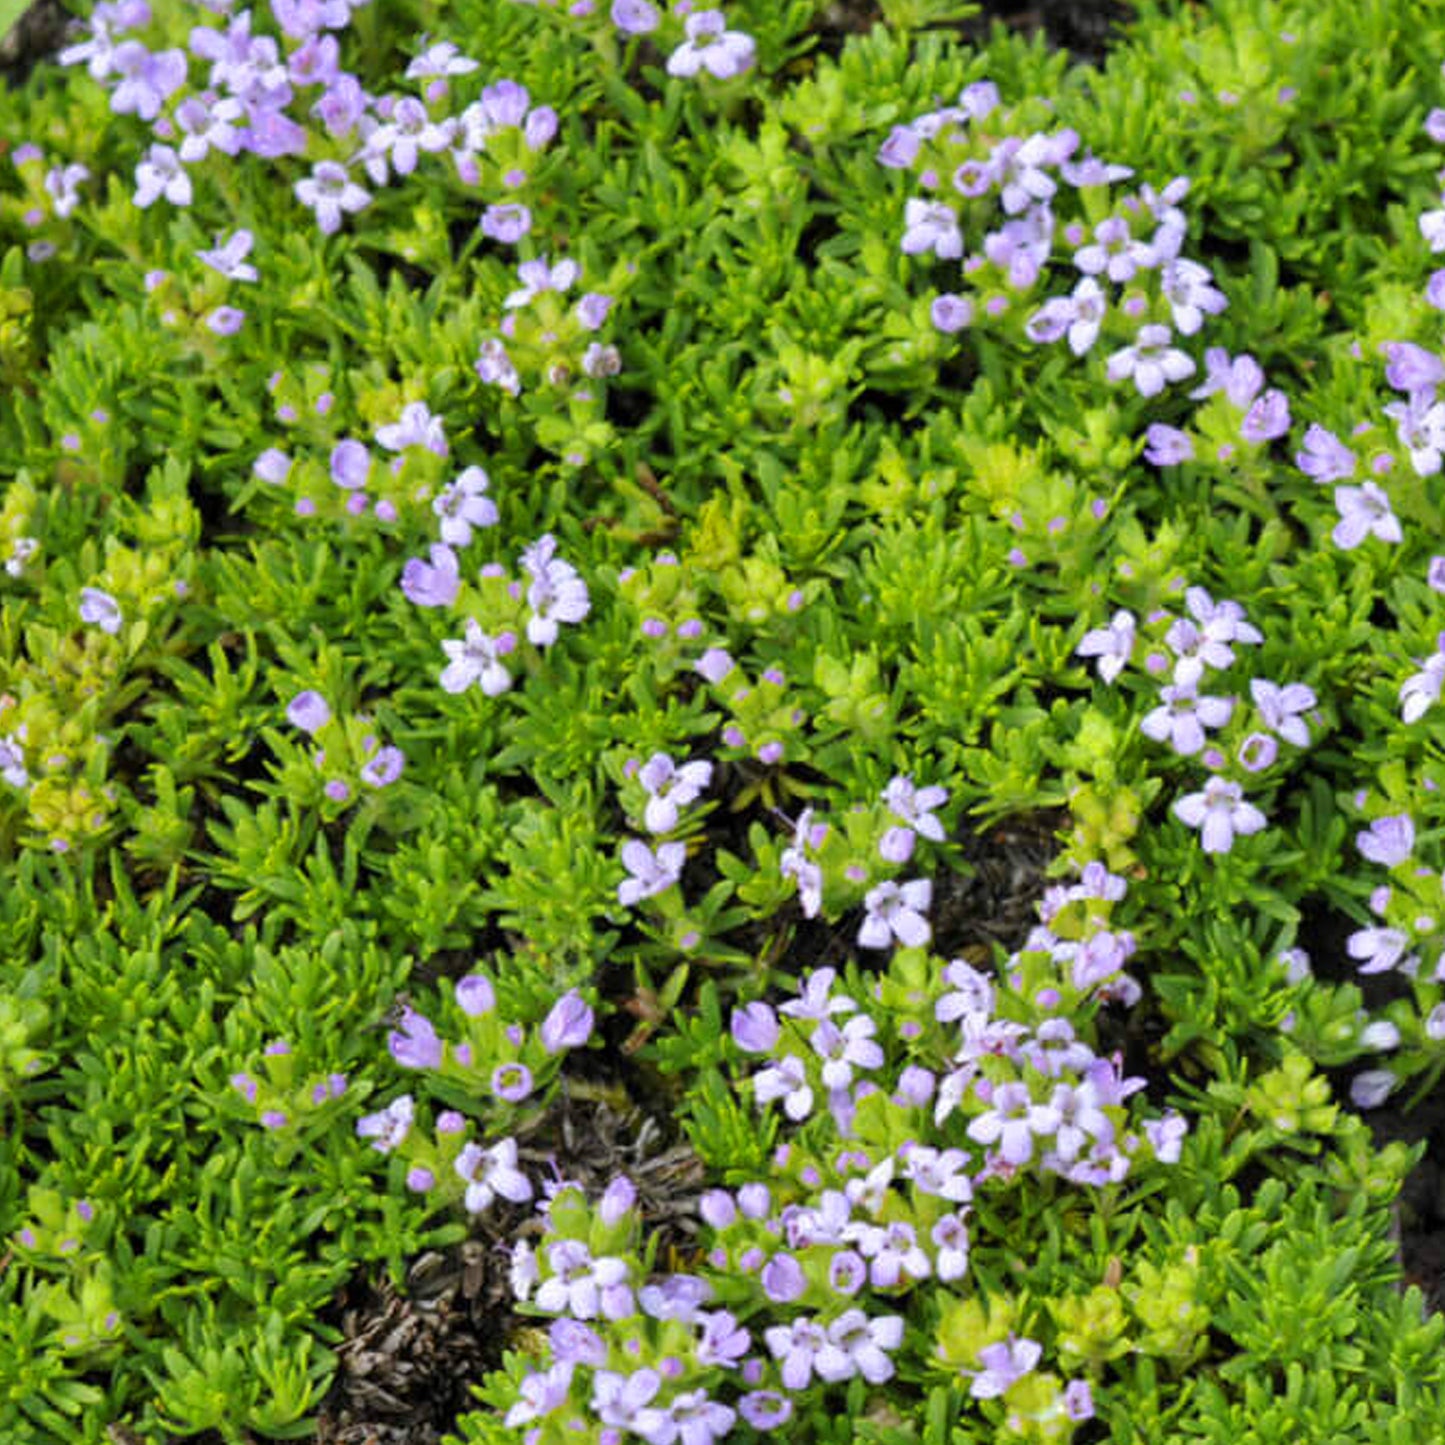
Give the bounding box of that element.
[992,132,1061,215]
[504,1362,574,1428]
[902,1145,973,1202]
[617,838,686,905]
[663,1389,736,1445]
[491,1061,534,1103]
[1347,926,1410,976]
[1249,678,1315,747]
[541,990,594,1051]
[1076,609,1136,683]
[1186,586,1262,647]
[936,957,994,1025]
[1384,393,1445,476]
[1332,483,1401,548]
[287,690,331,733]
[1350,1070,1396,1109]
[969,1335,1042,1399]
[666,10,755,79]
[476,337,522,394]
[1172,778,1267,853]
[505,255,579,308]
[401,544,460,608]
[1073,215,1152,282]
[365,96,455,176]
[876,123,922,170]
[481,202,532,243]
[456,974,496,1016]
[1296,423,1356,483]
[780,809,825,917]
[931,293,974,333]
[439,619,513,695]
[295,160,371,233]
[521,534,590,646]
[407,41,479,79]
[540,1243,633,1320]
[931,1211,971,1281]
[134,144,190,208]
[738,1392,792,1430]
[781,966,856,1022]
[1238,732,1277,772]
[967,1081,1060,1165]
[810,1015,884,1090]
[355,1094,413,1152]
[0,735,28,789]
[1357,815,1414,867]
[753,1054,813,1120]
[1241,389,1291,443]
[1064,1379,1095,1421]
[455,1137,532,1212]
[611,0,661,33]
[765,1317,828,1391]
[110,42,186,121]
[59,2,151,79]
[44,162,90,218]
[329,439,370,490]
[1383,341,1445,396]
[198,229,257,281]
[1143,423,1193,466]
[900,199,963,260]
[819,1310,904,1384]
[639,753,713,833]
[377,401,448,455]
[388,1007,443,1069]
[731,1002,779,1053]
[1160,257,1226,334]
[859,879,932,949]
[881,776,947,840]
[1143,1112,1187,1163]
[205,306,245,336]
[1106,325,1195,397]
[360,745,404,787]
[79,587,122,634]
[1190,347,1263,407]
[1401,637,1445,722]
[696,1311,750,1369]
[433,466,497,545]
[695,648,734,684]
[1141,683,1233,756]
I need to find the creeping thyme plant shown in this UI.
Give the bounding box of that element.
[9,0,1445,1438]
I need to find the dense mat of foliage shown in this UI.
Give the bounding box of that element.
[7,0,1445,1440]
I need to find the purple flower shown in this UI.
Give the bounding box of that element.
[79,587,122,634]
[1073,216,1152,282]
[966,1081,1061,1165]
[1238,732,1277,772]
[760,1252,806,1303]
[819,1309,904,1385]
[401,544,460,608]
[197,229,257,283]
[611,0,660,33]
[810,1015,884,1090]
[1296,423,1357,483]
[439,620,514,695]
[329,439,371,490]
[1160,258,1226,334]
[969,1335,1042,1399]
[455,974,496,1017]
[433,465,497,546]
[1240,389,1291,443]
[454,1137,533,1212]
[491,1061,534,1103]
[753,1054,812,1120]
[764,1316,829,1390]
[521,534,590,646]
[1332,482,1401,548]
[901,198,963,259]
[389,1008,443,1069]
[1140,683,1233,756]
[541,990,594,1052]
[253,447,291,485]
[355,1094,413,1152]
[1401,638,1445,722]
[286,690,331,734]
[505,255,579,308]
[1350,1069,1397,1109]
[1106,325,1196,397]
[694,648,734,683]
[481,202,531,243]
[859,879,933,949]
[639,753,713,833]
[666,10,755,79]
[1076,609,1136,683]
[617,838,686,905]
[505,1362,574,1428]
[1190,347,1264,407]
[1171,778,1267,854]
[377,401,448,456]
[1143,423,1194,466]
[730,1001,780,1054]
[738,1392,792,1431]
[359,745,404,787]
[1249,678,1315,747]
[931,293,974,333]
[295,160,371,233]
[1384,392,1445,476]
[1347,926,1410,975]
[1357,815,1414,867]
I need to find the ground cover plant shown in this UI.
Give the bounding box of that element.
[7,0,1445,1440]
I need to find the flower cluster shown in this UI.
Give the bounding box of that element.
[880,80,1226,396]
[355,979,594,1209]
[282,688,405,808]
[229,1038,349,1135]
[474,254,622,466]
[1076,585,1318,854]
[57,3,560,244]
